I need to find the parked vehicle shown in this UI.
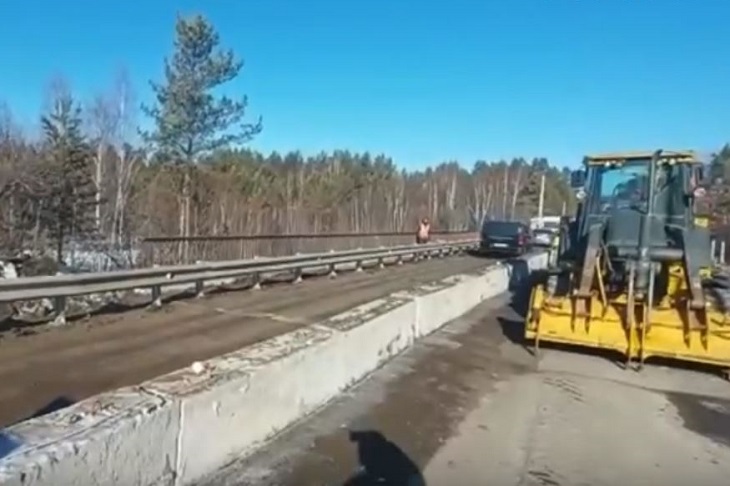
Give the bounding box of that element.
[529,215,561,232]
[532,228,558,248]
[479,220,531,256]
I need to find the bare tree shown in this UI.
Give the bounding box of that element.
[109,70,142,246]
[87,92,116,231]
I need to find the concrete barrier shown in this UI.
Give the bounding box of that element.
[0,388,179,486]
[0,252,548,486]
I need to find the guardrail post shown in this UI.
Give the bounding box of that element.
[52,297,66,327]
[194,280,205,298]
[722,240,727,265]
[396,255,403,265]
[292,252,304,284]
[355,247,364,272]
[328,262,337,278]
[377,257,385,269]
[151,285,162,308]
[711,239,717,263]
[252,272,261,290]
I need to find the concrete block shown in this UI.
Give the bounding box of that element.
[415,264,510,336]
[0,251,548,486]
[415,275,477,336]
[144,294,419,486]
[0,387,179,486]
[143,325,336,485]
[320,295,418,388]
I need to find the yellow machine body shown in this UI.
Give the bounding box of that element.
[524,150,730,369]
[525,262,730,368]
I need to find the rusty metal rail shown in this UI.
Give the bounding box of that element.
[0,240,479,324]
[140,231,476,266]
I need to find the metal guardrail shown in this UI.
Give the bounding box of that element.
[0,240,479,324]
[139,231,477,266]
[141,230,474,242]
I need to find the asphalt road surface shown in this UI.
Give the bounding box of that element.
[0,254,493,428]
[202,282,730,486]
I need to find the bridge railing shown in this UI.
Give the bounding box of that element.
[0,240,479,325]
[139,230,477,266]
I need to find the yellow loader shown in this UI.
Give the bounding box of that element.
[525,150,730,370]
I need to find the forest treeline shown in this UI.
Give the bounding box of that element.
[0,112,576,252]
[1,14,576,260]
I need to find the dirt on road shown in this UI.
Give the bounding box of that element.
[202,278,730,486]
[0,254,493,428]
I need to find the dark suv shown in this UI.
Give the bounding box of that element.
[479,220,531,256]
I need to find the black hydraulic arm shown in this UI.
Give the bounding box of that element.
[634,149,662,294]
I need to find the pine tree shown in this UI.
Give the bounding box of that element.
[141,14,262,260]
[40,95,97,264]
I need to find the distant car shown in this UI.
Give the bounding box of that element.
[533,228,558,248]
[479,220,531,256]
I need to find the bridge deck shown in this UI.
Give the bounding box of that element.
[0,254,492,428]
[201,284,730,486]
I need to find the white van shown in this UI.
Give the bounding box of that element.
[529,216,561,231]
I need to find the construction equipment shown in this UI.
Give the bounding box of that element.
[524,149,730,370]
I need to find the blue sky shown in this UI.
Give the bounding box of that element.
[0,0,728,170]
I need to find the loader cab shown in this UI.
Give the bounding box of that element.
[572,151,709,263]
[581,153,702,215]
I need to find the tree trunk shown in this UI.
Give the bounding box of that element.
[95,143,104,233]
[510,165,523,220]
[501,167,509,219]
[56,223,64,266]
[183,167,192,262]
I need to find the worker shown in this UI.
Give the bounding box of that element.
[416,218,431,244]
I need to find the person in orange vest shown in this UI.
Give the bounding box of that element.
[416,217,431,244]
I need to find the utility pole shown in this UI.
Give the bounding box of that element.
[537,172,546,221]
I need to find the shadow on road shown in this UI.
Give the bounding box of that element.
[25,396,76,420]
[506,257,530,291]
[342,430,426,486]
[0,431,21,459]
[496,258,534,356]
[665,391,730,448]
[3,396,77,429]
[0,396,76,459]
